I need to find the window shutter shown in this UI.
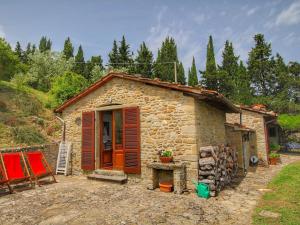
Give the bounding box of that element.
[81,111,95,171]
[123,107,141,174]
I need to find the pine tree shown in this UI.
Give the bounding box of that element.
[177,62,186,85]
[234,61,252,104]
[153,37,179,82]
[248,34,273,96]
[201,35,218,90]
[73,45,85,75]
[39,36,51,52]
[188,57,198,86]
[14,41,23,62]
[63,37,74,59]
[118,35,133,69]
[31,44,36,54]
[108,40,120,68]
[24,43,32,64]
[135,42,153,78]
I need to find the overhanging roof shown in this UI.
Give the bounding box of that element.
[54,72,240,113]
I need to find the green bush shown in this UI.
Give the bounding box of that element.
[269,152,280,158]
[11,126,46,144]
[51,71,88,106]
[278,114,300,131]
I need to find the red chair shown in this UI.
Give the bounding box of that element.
[25,151,56,186]
[1,152,33,192]
[0,154,13,193]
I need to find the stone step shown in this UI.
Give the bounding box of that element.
[94,169,126,177]
[87,174,127,184]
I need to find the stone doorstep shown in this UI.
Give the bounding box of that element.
[87,174,128,184]
[94,169,126,177]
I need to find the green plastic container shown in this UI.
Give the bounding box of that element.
[193,181,210,199]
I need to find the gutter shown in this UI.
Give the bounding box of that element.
[56,115,66,142]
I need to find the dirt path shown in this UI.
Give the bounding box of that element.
[0,154,299,225]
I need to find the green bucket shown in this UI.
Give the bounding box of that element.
[193,181,210,199]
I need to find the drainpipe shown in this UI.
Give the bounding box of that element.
[239,112,243,125]
[56,115,65,142]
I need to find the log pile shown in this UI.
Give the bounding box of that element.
[198,145,238,197]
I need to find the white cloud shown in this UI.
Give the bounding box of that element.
[247,7,258,16]
[276,1,300,26]
[192,13,206,25]
[0,25,5,38]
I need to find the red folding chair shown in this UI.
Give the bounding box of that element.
[0,153,13,193]
[24,151,56,186]
[1,152,33,192]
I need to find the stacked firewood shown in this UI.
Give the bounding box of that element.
[198,145,238,197]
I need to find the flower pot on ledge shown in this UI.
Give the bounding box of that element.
[160,156,173,163]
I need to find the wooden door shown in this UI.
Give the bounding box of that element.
[113,110,124,170]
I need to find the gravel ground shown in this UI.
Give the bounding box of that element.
[0,153,299,225]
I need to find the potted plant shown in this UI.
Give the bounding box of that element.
[269,152,280,165]
[158,149,173,163]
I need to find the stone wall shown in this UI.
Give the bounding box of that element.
[225,126,243,168]
[61,77,227,188]
[227,110,267,163]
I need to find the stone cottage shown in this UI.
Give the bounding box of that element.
[226,104,279,165]
[54,72,239,188]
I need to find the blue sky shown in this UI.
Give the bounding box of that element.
[0,0,299,72]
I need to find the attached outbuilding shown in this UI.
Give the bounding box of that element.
[55,72,239,188]
[226,104,279,165]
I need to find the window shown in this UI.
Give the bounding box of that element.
[115,110,123,145]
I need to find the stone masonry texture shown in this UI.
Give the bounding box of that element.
[61,77,227,188]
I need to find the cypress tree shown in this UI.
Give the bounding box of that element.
[248,34,273,96]
[153,37,179,82]
[233,61,252,104]
[188,57,198,86]
[24,43,32,64]
[201,35,218,90]
[73,45,85,75]
[108,40,120,68]
[177,62,186,85]
[135,42,153,78]
[118,35,133,69]
[63,37,74,59]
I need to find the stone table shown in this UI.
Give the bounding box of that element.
[146,161,186,194]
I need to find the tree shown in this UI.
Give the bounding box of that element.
[26,51,74,91]
[218,40,239,98]
[153,37,179,82]
[0,38,20,80]
[73,45,85,75]
[15,41,23,62]
[135,42,153,78]
[108,40,120,68]
[177,62,186,85]
[201,35,218,90]
[188,57,198,86]
[63,37,74,60]
[90,66,106,83]
[248,34,273,96]
[118,35,133,70]
[51,71,88,105]
[39,36,51,53]
[84,55,104,81]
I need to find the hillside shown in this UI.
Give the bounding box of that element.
[0,81,61,148]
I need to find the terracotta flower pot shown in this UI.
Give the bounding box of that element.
[159,181,173,192]
[160,156,173,163]
[269,157,278,165]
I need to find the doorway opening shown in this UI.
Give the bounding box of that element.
[100,110,124,170]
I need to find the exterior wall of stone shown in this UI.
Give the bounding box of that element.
[61,77,227,189]
[225,126,243,168]
[226,110,268,163]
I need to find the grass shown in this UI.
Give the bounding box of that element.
[253,161,300,225]
[278,114,300,131]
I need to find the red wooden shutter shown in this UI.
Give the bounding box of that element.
[81,111,95,171]
[123,107,141,174]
